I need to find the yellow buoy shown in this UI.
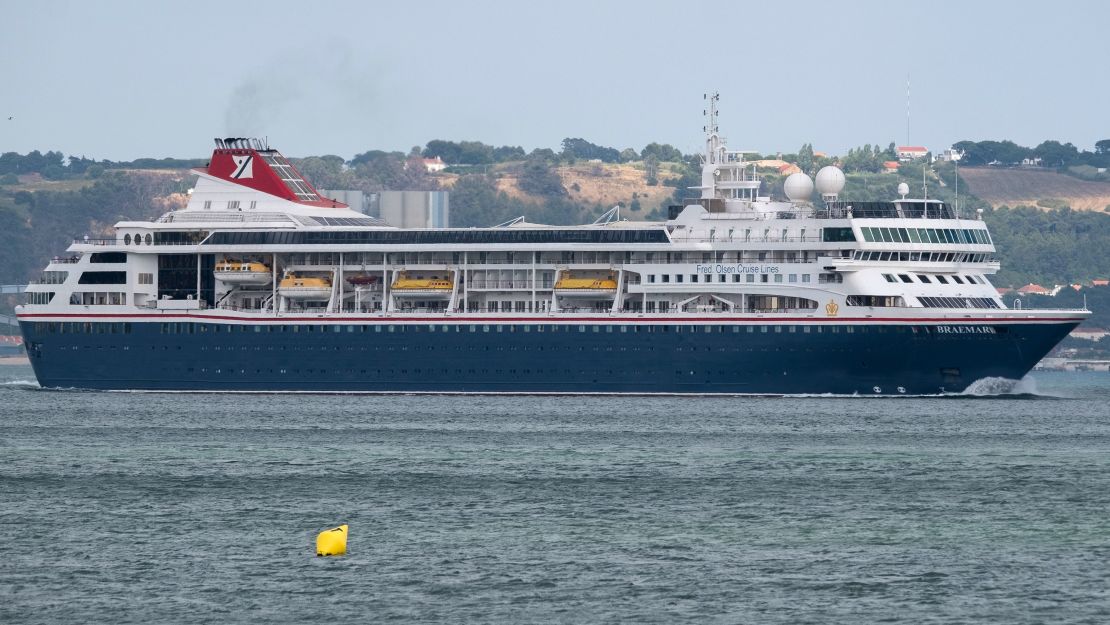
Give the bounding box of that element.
[316,524,348,557]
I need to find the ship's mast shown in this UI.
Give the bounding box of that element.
[701,92,721,199]
[704,91,720,162]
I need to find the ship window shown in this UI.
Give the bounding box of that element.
[822,227,855,242]
[732,274,740,282]
[661,275,670,283]
[907,229,922,243]
[124,234,132,245]
[78,271,127,285]
[145,234,152,245]
[774,274,783,283]
[802,274,811,283]
[883,274,896,283]
[746,275,755,283]
[862,227,876,242]
[691,274,698,283]
[789,274,797,283]
[951,276,964,284]
[676,275,683,283]
[917,274,931,283]
[203,201,212,210]
[936,275,949,284]
[898,274,912,283]
[91,252,126,263]
[648,275,656,283]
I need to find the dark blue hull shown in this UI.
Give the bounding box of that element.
[19,318,1078,395]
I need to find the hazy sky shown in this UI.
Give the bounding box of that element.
[3,0,1108,161]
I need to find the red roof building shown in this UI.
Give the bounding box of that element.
[1017,283,1050,295]
[897,146,929,161]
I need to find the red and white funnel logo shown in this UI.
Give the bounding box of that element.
[231,155,254,179]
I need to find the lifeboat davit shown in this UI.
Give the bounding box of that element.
[214,260,272,285]
[345,274,379,286]
[278,274,332,300]
[390,273,453,299]
[554,273,618,298]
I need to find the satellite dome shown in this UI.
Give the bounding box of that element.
[815,166,846,196]
[783,173,813,202]
[897,182,910,197]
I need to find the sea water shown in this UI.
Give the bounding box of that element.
[1,364,1108,623]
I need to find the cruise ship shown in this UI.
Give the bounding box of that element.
[16,97,1089,394]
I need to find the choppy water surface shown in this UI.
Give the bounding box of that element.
[1,365,1109,624]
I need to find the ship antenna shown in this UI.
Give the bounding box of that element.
[954,155,959,218]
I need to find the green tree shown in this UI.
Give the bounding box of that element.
[560,138,620,163]
[492,145,526,162]
[517,157,566,197]
[797,143,814,174]
[1033,140,1080,167]
[641,142,683,162]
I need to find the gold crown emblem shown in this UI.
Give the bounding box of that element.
[825,300,839,316]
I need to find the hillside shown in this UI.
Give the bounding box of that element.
[958,167,1110,211]
[490,162,682,212]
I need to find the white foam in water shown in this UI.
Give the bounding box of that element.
[960,375,1039,396]
[1,379,41,388]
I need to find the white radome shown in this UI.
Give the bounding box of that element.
[898,182,910,197]
[815,166,846,196]
[783,173,814,202]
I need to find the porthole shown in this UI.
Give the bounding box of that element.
[124,234,132,245]
[145,233,152,245]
